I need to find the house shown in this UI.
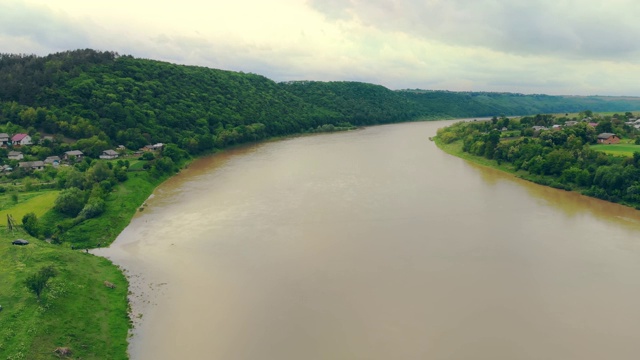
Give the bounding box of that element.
[0,133,9,147]
[7,151,23,160]
[597,133,620,144]
[588,122,598,127]
[141,143,163,151]
[532,126,548,131]
[99,149,119,159]
[64,150,84,161]
[0,165,12,172]
[552,124,562,131]
[11,133,32,146]
[44,156,61,166]
[565,121,578,126]
[117,145,126,150]
[18,161,45,171]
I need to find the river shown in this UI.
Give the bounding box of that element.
[95,120,640,359]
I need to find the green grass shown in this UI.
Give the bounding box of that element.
[0,172,169,359]
[0,191,59,226]
[590,143,640,157]
[127,160,147,171]
[434,138,521,175]
[60,172,168,248]
[0,228,129,360]
[433,137,572,190]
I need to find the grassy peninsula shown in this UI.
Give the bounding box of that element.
[3,49,640,359]
[434,113,640,208]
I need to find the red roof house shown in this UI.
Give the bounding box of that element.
[11,133,32,146]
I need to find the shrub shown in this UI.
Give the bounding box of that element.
[54,187,87,217]
[25,265,57,300]
[22,212,39,237]
[78,198,106,220]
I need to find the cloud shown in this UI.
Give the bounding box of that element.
[308,0,640,60]
[0,0,639,96]
[0,1,90,53]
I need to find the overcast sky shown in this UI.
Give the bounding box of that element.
[1,0,639,96]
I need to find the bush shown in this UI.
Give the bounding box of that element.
[54,187,87,217]
[140,152,155,160]
[22,212,39,237]
[78,198,106,220]
[25,265,57,300]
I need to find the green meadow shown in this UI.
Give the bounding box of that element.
[0,228,129,360]
[590,143,640,157]
[0,172,168,359]
[0,191,59,225]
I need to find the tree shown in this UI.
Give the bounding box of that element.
[22,212,39,237]
[140,151,155,160]
[78,197,106,219]
[54,187,87,217]
[162,143,187,162]
[596,120,613,134]
[75,136,109,158]
[86,161,113,183]
[25,265,56,300]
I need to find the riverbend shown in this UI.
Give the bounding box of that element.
[96,120,640,360]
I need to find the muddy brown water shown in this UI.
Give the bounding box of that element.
[95,120,640,359]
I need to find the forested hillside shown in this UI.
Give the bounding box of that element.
[1,49,640,157]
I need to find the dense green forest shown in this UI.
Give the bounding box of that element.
[2,49,640,159]
[435,114,640,207]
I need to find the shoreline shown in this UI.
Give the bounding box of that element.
[432,134,640,211]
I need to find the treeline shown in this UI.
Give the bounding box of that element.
[2,49,640,158]
[436,115,640,206]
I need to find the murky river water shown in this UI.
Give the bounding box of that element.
[95,120,640,359]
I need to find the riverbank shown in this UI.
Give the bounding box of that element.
[434,136,581,190]
[0,228,130,360]
[433,120,640,210]
[0,162,184,359]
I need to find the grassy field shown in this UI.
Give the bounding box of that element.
[590,143,640,157]
[59,172,167,248]
[126,160,148,171]
[0,228,129,360]
[434,138,521,175]
[0,191,59,226]
[0,172,169,358]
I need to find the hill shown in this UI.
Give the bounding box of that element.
[1,49,640,157]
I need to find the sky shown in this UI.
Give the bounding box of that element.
[1,0,640,96]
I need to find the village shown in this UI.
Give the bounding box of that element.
[0,131,163,176]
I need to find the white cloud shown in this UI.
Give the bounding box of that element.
[308,0,640,60]
[0,0,639,96]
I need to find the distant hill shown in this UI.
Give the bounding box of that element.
[1,49,640,155]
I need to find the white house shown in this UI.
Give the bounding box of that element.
[0,133,9,147]
[19,161,45,171]
[64,150,84,161]
[11,133,32,146]
[99,149,119,159]
[141,143,164,151]
[44,156,61,167]
[8,151,23,160]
